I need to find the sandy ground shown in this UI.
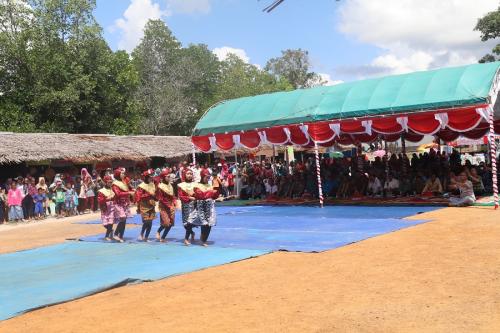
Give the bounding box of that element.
[1,207,500,332]
[0,213,139,255]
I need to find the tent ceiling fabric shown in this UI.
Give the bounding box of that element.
[192,62,500,152]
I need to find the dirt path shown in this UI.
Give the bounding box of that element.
[0,213,108,254]
[1,207,499,332]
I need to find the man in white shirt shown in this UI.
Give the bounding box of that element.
[367,174,382,196]
[384,174,400,197]
[264,179,278,197]
[192,164,201,183]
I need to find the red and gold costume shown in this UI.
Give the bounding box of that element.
[178,169,199,226]
[156,169,176,227]
[112,167,134,219]
[97,177,115,226]
[194,169,218,227]
[135,169,157,221]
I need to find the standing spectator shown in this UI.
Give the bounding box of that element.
[0,187,6,223]
[65,183,76,216]
[33,187,46,220]
[8,181,24,222]
[36,177,48,217]
[74,176,82,214]
[54,181,66,218]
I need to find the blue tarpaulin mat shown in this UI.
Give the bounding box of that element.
[75,205,436,224]
[0,242,267,321]
[79,206,438,252]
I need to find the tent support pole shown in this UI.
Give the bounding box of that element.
[401,133,408,176]
[384,139,389,176]
[192,144,196,165]
[314,141,324,208]
[488,106,499,209]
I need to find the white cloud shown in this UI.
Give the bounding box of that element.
[337,0,498,77]
[213,46,250,63]
[318,73,343,86]
[113,0,168,52]
[167,0,211,15]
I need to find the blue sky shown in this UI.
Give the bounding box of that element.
[94,0,498,83]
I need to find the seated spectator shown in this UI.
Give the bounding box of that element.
[421,173,443,196]
[290,174,305,198]
[467,167,485,196]
[399,175,412,196]
[449,171,476,207]
[264,179,278,199]
[384,174,400,197]
[366,174,382,196]
[278,175,292,197]
[336,174,351,198]
[250,178,263,199]
[413,172,426,195]
[446,171,459,194]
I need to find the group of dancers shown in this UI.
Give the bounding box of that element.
[97,167,219,246]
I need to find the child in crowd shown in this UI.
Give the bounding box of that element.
[65,183,75,216]
[7,182,24,222]
[54,181,66,218]
[33,187,46,220]
[72,189,79,215]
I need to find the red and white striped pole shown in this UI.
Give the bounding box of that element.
[314,142,324,208]
[192,144,196,166]
[488,106,498,209]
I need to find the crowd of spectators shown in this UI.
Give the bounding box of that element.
[0,149,496,223]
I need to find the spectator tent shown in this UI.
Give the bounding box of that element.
[191,62,500,207]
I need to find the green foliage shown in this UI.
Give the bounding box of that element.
[0,2,324,136]
[265,49,324,89]
[475,7,500,63]
[214,54,293,102]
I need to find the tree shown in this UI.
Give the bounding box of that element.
[132,20,196,135]
[214,54,292,102]
[475,7,500,63]
[265,49,324,89]
[0,0,139,133]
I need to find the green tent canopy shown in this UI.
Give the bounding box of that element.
[193,62,500,136]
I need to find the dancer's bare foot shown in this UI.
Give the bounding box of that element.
[116,237,124,243]
[202,242,209,247]
[156,232,160,240]
[105,237,112,241]
[184,239,191,246]
[160,239,166,243]
[138,235,144,241]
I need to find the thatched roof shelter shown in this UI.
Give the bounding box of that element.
[0,133,193,164]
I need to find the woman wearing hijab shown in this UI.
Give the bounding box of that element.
[112,167,134,242]
[177,168,198,245]
[97,175,115,241]
[194,169,219,247]
[135,169,157,242]
[156,168,176,242]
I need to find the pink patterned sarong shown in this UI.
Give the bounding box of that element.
[101,201,115,226]
[114,201,132,219]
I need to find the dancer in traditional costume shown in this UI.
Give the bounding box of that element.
[194,169,219,247]
[112,167,134,242]
[177,168,198,245]
[135,169,157,242]
[97,175,115,241]
[156,168,176,242]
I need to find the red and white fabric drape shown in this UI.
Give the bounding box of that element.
[192,105,492,152]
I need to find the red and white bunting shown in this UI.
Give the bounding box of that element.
[192,105,493,152]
